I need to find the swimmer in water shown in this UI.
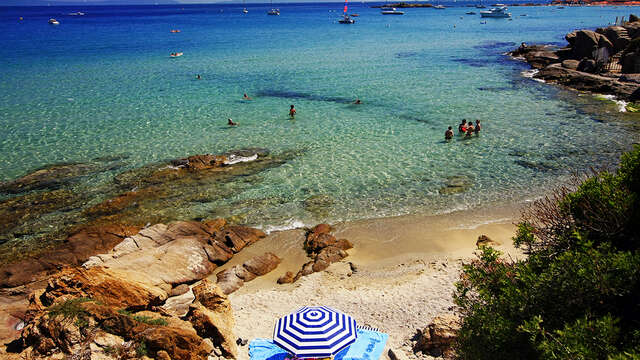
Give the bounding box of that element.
[228,118,237,126]
[445,126,454,140]
[243,93,252,100]
[196,74,201,80]
[475,119,481,134]
[289,104,296,118]
[459,119,467,133]
[354,98,362,104]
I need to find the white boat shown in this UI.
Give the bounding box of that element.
[475,4,486,8]
[68,12,85,16]
[242,0,248,13]
[466,11,476,14]
[48,18,59,25]
[480,6,511,18]
[434,5,446,9]
[381,7,404,15]
[243,8,248,13]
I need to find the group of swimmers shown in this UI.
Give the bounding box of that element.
[445,119,481,140]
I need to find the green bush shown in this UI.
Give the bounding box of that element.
[47,297,94,329]
[454,146,640,359]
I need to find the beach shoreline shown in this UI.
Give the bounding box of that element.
[213,200,526,359]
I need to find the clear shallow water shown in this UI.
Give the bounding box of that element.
[1,3,639,229]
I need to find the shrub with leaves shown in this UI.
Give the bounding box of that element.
[454,146,640,360]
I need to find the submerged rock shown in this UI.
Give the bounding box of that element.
[439,175,474,195]
[0,189,78,237]
[303,194,334,217]
[0,163,98,194]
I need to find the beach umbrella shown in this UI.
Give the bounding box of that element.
[273,306,358,359]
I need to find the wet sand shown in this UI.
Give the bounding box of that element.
[215,201,528,359]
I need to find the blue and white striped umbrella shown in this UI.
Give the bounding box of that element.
[273,306,358,358]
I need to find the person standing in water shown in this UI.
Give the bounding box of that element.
[445,126,454,140]
[243,93,252,100]
[289,104,296,118]
[458,119,467,133]
[474,120,481,134]
[465,122,475,137]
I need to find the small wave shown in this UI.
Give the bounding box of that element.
[224,154,258,165]
[521,69,545,82]
[258,219,307,234]
[596,94,628,112]
[449,217,513,230]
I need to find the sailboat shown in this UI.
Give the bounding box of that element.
[267,0,279,15]
[338,0,355,24]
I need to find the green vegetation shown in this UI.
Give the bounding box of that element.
[135,341,148,357]
[454,146,640,359]
[47,297,94,329]
[117,309,168,326]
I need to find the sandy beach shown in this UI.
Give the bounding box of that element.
[216,202,526,359]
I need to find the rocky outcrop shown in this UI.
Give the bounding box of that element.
[277,224,353,284]
[413,314,461,359]
[82,221,266,284]
[536,63,639,98]
[6,263,238,360]
[0,224,140,289]
[216,252,281,294]
[510,17,640,100]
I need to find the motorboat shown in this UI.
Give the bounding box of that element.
[480,6,511,18]
[170,52,183,57]
[465,11,476,14]
[48,18,60,25]
[381,7,404,15]
[170,29,181,33]
[434,5,446,9]
[68,12,85,16]
[475,4,486,8]
[242,8,248,13]
[267,8,280,15]
[350,13,360,16]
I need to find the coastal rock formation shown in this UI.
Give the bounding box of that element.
[277,224,353,284]
[216,252,281,294]
[6,269,237,360]
[413,314,461,359]
[0,224,140,289]
[476,234,500,248]
[511,15,640,101]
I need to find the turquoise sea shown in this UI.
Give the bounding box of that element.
[1,2,639,234]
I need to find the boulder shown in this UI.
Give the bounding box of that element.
[189,280,237,359]
[476,235,500,248]
[567,30,613,60]
[413,314,461,358]
[523,50,560,69]
[561,59,580,70]
[622,51,640,74]
[577,58,597,73]
[136,326,211,360]
[216,253,281,294]
[161,288,195,318]
[624,21,640,39]
[277,271,296,284]
[597,26,630,54]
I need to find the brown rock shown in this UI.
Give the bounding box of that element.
[0,224,139,289]
[305,233,338,254]
[0,163,97,194]
[216,267,245,295]
[243,252,281,276]
[335,239,354,251]
[189,280,237,358]
[277,271,295,284]
[183,154,228,170]
[310,223,332,235]
[156,350,172,360]
[136,326,210,360]
[568,30,613,60]
[561,59,580,70]
[414,314,461,359]
[476,235,500,247]
[524,50,560,69]
[597,26,630,54]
